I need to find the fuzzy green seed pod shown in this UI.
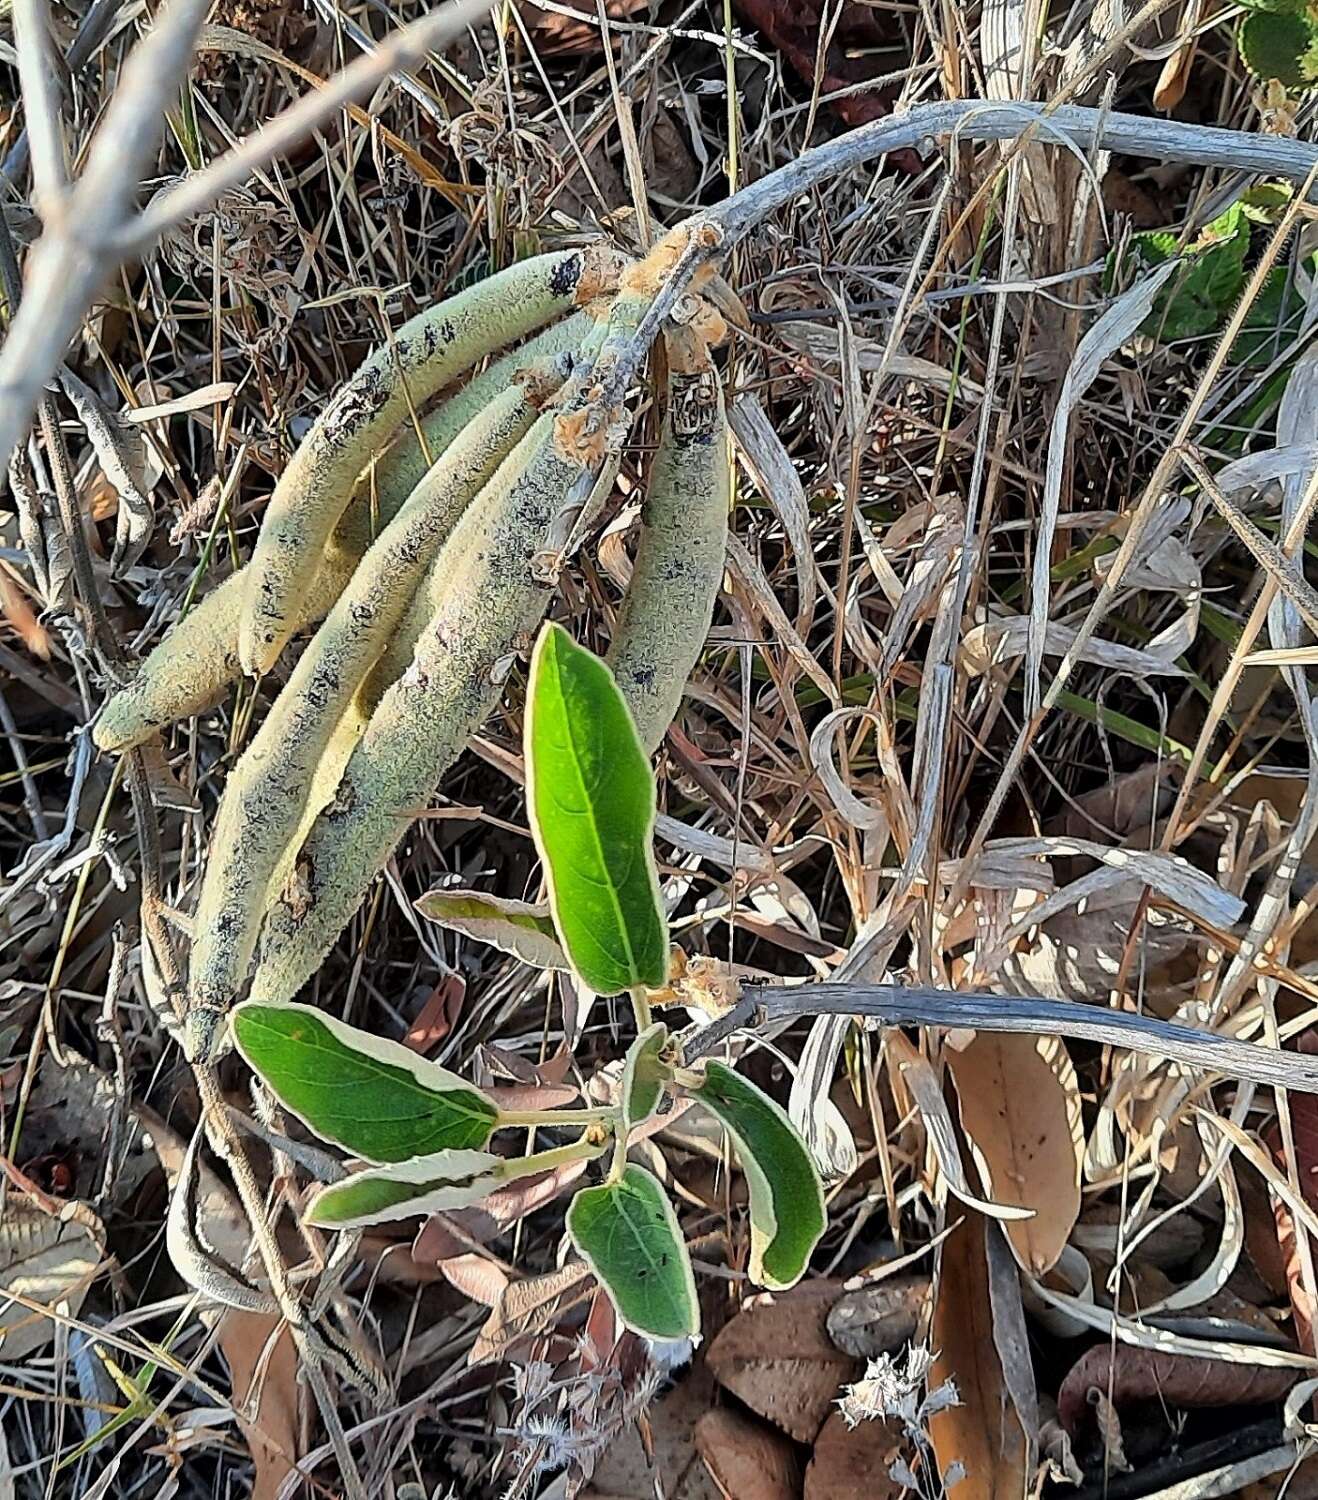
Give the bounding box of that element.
[93,543,352,757]
[186,385,547,1044]
[237,292,646,1015]
[606,334,729,753]
[240,246,624,676]
[94,330,596,756]
[245,412,592,1010]
[363,309,594,510]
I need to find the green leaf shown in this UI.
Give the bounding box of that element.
[525,623,667,996]
[1238,10,1316,89]
[231,1001,499,1163]
[567,1164,699,1339]
[690,1062,825,1290]
[1139,205,1250,342]
[621,1022,671,1131]
[306,1149,507,1228]
[416,888,568,969]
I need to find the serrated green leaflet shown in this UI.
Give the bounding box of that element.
[567,1164,698,1339]
[231,1002,499,1163]
[692,1062,825,1290]
[1239,9,1316,89]
[525,623,667,995]
[621,1023,670,1130]
[307,1149,507,1228]
[416,888,568,969]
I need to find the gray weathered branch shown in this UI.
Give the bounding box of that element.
[687,982,1318,1093]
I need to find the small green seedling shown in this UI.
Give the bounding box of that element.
[232,622,825,1340]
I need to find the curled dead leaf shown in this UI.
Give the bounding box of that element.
[1058,1344,1298,1435]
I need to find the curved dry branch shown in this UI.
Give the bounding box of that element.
[687,982,1318,1094]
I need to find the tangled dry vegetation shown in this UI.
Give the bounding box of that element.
[16,0,1318,1496]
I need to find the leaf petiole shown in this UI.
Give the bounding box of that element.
[630,985,653,1032]
[495,1105,618,1130]
[507,1133,611,1180]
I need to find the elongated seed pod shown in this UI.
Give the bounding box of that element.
[95,332,594,755]
[245,412,591,1010]
[364,309,593,509]
[606,334,729,753]
[187,384,546,1028]
[240,246,624,676]
[95,546,343,757]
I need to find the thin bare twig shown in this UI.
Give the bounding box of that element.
[0,0,212,475]
[11,0,69,209]
[116,0,498,254]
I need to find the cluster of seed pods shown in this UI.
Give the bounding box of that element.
[93,231,733,1061]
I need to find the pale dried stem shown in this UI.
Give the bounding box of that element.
[689,983,1318,1093]
[0,0,212,473]
[119,0,498,254]
[11,0,68,210]
[0,0,496,473]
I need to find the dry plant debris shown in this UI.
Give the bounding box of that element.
[14,0,1318,1496]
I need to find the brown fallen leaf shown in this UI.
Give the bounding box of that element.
[437,1251,508,1310]
[729,0,913,136]
[219,1311,301,1500]
[1057,1344,1298,1435]
[928,1215,1029,1499]
[0,569,50,659]
[945,1031,1084,1275]
[471,1260,593,1364]
[518,0,646,56]
[826,1275,929,1360]
[705,1282,857,1443]
[695,1407,800,1500]
[403,975,465,1053]
[804,1412,907,1500]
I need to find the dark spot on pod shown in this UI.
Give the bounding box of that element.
[549,253,584,298]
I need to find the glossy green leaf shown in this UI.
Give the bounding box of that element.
[691,1061,825,1290]
[231,1001,498,1163]
[567,1164,699,1339]
[621,1022,670,1131]
[525,623,667,995]
[416,888,568,969]
[306,1149,507,1228]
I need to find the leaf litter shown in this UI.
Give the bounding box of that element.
[12,0,1318,1496]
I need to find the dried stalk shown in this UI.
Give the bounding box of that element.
[0,0,497,475]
